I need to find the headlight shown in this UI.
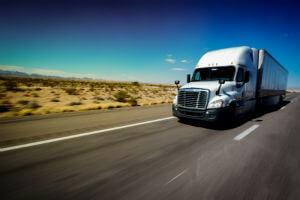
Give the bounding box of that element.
[173,95,178,105]
[208,99,223,108]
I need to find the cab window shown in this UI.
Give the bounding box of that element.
[236,68,244,82]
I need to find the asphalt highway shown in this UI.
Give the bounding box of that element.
[0,93,300,200]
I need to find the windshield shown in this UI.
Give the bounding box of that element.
[192,66,235,81]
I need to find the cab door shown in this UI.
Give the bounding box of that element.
[235,67,247,115]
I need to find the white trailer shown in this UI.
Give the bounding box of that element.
[257,50,288,106]
[172,46,288,122]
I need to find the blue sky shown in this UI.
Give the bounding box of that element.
[0,0,299,88]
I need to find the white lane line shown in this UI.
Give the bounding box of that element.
[280,106,286,110]
[165,169,187,185]
[0,116,175,152]
[234,124,260,141]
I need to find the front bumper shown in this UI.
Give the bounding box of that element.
[172,104,231,122]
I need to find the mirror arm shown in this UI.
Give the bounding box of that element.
[187,74,191,83]
[216,79,225,95]
[216,84,222,95]
[174,80,180,91]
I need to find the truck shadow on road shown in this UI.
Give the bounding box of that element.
[177,100,291,130]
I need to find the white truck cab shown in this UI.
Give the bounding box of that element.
[172,46,287,122]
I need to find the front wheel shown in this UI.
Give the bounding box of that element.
[226,103,237,124]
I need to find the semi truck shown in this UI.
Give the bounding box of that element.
[172,46,288,122]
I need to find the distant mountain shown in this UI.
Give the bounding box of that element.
[0,70,31,77]
[0,70,98,81]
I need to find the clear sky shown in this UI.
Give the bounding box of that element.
[0,0,299,88]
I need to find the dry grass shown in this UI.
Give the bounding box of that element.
[0,77,177,117]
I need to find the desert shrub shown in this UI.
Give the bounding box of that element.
[90,84,95,91]
[35,88,42,91]
[5,81,18,91]
[107,97,114,101]
[131,88,138,94]
[17,100,30,105]
[26,101,41,109]
[51,98,60,102]
[113,91,130,102]
[2,100,11,104]
[61,107,74,112]
[158,100,166,104]
[108,84,115,91]
[127,97,138,106]
[64,88,78,95]
[25,82,33,87]
[0,101,13,113]
[69,101,82,106]
[93,96,104,101]
[80,104,102,111]
[0,93,6,98]
[18,109,33,116]
[152,89,159,94]
[132,81,140,86]
[93,90,100,95]
[32,93,39,97]
[107,105,115,109]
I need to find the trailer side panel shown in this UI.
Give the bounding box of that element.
[258,50,288,98]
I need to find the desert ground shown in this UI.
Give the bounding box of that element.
[0,77,177,117]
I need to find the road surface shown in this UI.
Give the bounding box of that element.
[0,93,300,200]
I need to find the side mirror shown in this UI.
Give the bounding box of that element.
[187,74,191,83]
[244,71,250,83]
[174,80,180,90]
[218,79,225,84]
[216,79,225,95]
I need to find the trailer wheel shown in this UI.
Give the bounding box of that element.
[279,96,284,105]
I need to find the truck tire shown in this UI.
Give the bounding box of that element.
[228,103,236,124]
[279,95,284,105]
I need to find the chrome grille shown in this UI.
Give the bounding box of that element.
[178,89,208,109]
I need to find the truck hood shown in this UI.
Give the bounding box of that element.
[181,81,221,91]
